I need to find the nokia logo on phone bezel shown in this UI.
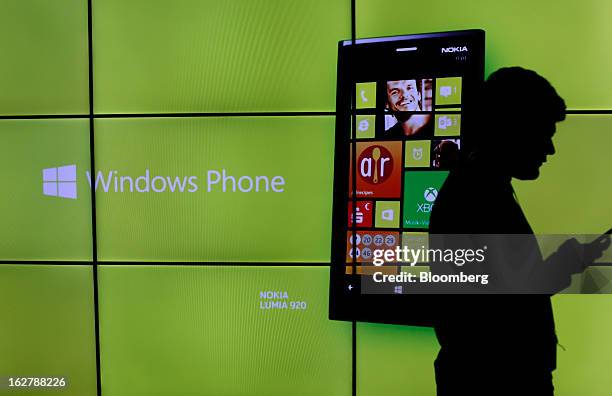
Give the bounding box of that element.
[441,46,468,53]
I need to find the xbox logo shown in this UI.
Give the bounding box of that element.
[358,119,370,131]
[424,187,438,202]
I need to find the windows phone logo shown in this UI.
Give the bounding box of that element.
[43,165,77,199]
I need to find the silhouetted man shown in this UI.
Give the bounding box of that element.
[429,67,589,395]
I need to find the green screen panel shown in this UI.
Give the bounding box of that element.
[0,265,96,396]
[517,115,612,393]
[513,115,612,234]
[0,0,88,115]
[552,295,612,394]
[357,323,438,396]
[356,299,612,395]
[356,0,612,109]
[98,265,351,396]
[93,0,350,114]
[0,119,92,261]
[94,116,334,262]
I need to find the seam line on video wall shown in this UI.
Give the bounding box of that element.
[0,109,612,120]
[0,111,339,120]
[350,3,357,396]
[1,110,611,121]
[86,0,102,395]
[352,320,357,396]
[0,262,338,267]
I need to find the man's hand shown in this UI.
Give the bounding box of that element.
[557,235,611,275]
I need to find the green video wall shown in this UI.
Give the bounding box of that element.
[98,266,350,396]
[0,119,92,261]
[92,0,349,114]
[0,0,89,115]
[1,0,611,395]
[93,116,334,262]
[0,265,97,396]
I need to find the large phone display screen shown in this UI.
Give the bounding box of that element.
[330,30,484,324]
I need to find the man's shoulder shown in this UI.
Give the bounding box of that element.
[430,168,518,233]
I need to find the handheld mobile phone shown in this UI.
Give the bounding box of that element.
[591,228,612,246]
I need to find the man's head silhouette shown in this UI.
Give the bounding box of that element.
[470,67,566,180]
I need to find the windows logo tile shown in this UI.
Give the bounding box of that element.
[43,165,77,199]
